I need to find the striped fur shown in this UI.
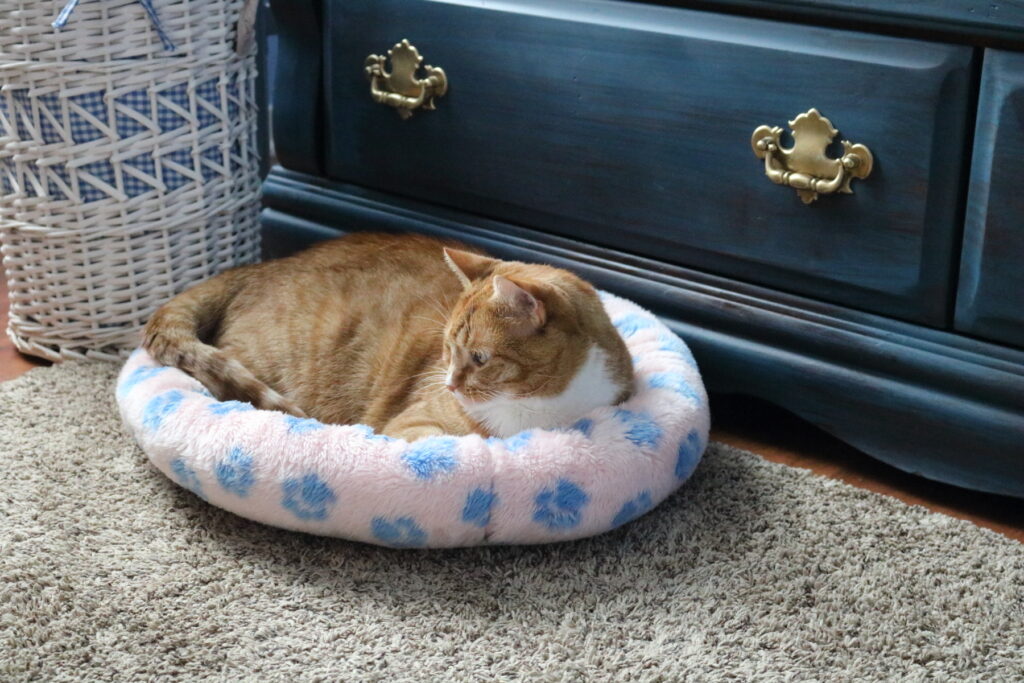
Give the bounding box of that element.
[142,233,632,439]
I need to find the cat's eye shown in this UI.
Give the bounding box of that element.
[471,351,488,366]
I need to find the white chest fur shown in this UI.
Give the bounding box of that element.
[463,345,622,438]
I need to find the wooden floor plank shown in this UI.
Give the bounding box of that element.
[710,394,1024,543]
[0,266,49,382]
[1,264,1020,542]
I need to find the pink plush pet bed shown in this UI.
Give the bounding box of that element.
[116,292,709,547]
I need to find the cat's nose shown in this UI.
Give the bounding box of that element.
[446,382,457,392]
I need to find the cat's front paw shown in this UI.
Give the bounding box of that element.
[390,425,447,441]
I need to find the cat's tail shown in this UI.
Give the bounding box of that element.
[142,267,307,416]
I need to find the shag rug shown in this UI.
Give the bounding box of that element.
[1,363,1022,681]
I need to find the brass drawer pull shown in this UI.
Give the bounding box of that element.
[364,39,448,119]
[751,109,873,204]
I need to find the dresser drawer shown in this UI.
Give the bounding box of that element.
[956,50,1024,349]
[323,0,973,325]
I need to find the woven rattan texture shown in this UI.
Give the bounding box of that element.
[0,0,261,361]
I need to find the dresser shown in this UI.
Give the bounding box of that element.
[262,0,1024,496]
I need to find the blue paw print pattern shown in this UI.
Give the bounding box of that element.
[215,446,255,497]
[676,429,704,479]
[649,372,702,404]
[118,365,168,398]
[353,424,396,443]
[284,415,325,434]
[402,437,458,480]
[615,409,662,449]
[533,479,589,530]
[486,431,533,452]
[658,333,698,367]
[462,487,498,527]
[611,490,654,528]
[281,473,337,520]
[210,400,255,415]
[568,418,593,439]
[614,313,658,337]
[142,390,185,431]
[170,458,205,500]
[371,516,428,547]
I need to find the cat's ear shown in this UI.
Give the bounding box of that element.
[492,275,546,332]
[443,248,498,289]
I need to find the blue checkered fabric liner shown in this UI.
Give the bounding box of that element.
[1,74,246,203]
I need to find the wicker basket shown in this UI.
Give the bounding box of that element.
[0,0,261,361]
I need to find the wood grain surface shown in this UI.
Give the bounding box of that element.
[0,267,47,382]
[956,49,1024,349]
[322,0,973,325]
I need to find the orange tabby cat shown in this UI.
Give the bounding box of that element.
[143,233,633,440]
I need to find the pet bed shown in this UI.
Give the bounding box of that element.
[116,292,709,547]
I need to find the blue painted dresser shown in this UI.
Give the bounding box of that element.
[262,0,1024,496]
[958,50,1024,348]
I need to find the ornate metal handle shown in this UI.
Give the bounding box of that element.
[364,39,447,119]
[751,109,873,204]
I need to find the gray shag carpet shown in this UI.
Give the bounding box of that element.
[1,362,1022,681]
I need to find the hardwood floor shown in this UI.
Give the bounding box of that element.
[0,267,48,382]
[710,395,1024,542]
[1,266,1021,542]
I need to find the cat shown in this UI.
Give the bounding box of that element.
[143,232,634,440]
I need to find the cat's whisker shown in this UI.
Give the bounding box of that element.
[413,292,452,327]
[502,401,546,415]
[411,374,447,387]
[410,311,448,327]
[502,374,559,400]
[408,368,446,380]
[410,377,448,398]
